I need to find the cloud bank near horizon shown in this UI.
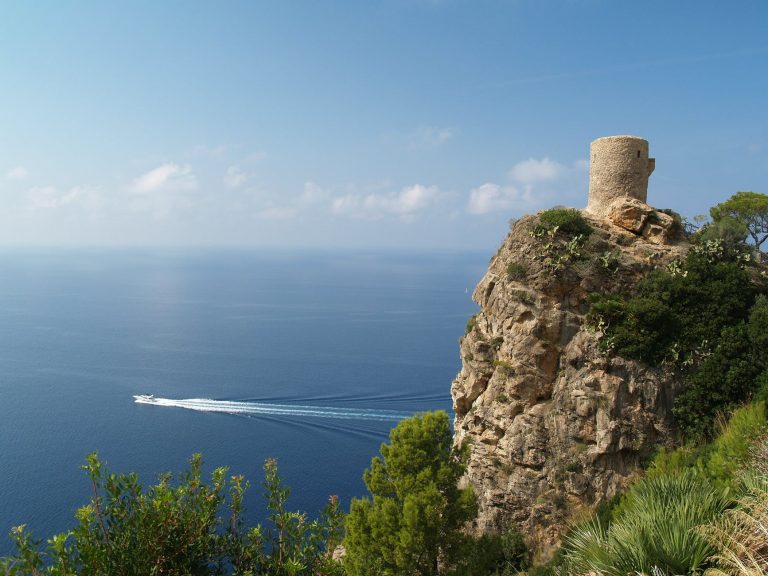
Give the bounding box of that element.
[0,147,588,247]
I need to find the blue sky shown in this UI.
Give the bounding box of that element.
[1,0,765,249]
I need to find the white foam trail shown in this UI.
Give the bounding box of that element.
[134,396,412,422]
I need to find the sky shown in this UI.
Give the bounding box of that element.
[0,0,766,250]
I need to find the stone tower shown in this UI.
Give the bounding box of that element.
[587,135,655,217]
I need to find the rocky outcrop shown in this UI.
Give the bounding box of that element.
[451,206,687,552]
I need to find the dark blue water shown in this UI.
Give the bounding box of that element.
[0,249,483,554]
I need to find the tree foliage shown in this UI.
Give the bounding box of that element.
[343,411,476,576]
[710,191,768,256]
[589,229,767,438]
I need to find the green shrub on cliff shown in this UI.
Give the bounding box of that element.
[588,230,766,438]
[458,528,529,576]
[537,208,592,239]
[647,402,768,494]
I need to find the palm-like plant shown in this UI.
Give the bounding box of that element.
[563,470,729,576]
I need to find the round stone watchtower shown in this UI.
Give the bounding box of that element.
[587,135,655,217]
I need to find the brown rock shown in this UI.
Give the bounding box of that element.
[451,210,687,553]
[606,197,654,233]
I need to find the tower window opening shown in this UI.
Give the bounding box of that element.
[637,150,641,158]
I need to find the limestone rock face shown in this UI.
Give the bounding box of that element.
[605,197,679,245]
[451,209,687,552]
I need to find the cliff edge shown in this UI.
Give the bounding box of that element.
[451,198,688,551]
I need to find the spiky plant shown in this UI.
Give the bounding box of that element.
[563,470,729,576]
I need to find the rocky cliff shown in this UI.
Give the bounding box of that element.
[451,199,688,551]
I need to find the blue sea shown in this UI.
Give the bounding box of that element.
[0,249,484,555]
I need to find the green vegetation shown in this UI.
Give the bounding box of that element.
[588,222,768,439]
[700,449,768,576]
[466,314,478,335]
[2,412,496,575]
[344,411,476,576]
[556,403,768,576]
[564,471,728,576]
[459,529,529,576]
[710,191,768,257]
[531,193,768,575]
[536,208,593,239]
[526,209,594,272]
[647,402,768,494]
[493,359,514,373]
[1,455,344,576]
[506,262,528,280]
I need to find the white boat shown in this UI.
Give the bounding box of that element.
[133,394,156,402]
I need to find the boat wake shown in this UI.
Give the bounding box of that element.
[133,395,413,422]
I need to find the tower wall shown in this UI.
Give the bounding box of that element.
[587,135,655,216]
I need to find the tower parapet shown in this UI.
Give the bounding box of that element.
[587,135,655,217]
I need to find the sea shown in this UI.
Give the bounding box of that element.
[0,249,485,555]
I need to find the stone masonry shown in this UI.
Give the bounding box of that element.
[586,135,655,217]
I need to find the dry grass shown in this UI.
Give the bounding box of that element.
[703,440,768,576]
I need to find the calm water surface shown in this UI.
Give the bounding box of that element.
[0,249,484,553]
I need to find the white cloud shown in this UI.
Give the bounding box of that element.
[467,155,588,216]
[224,165,249,188]
[6,166,29,181]
[26,185,101,211]
[298,181,329,205]
[508,157,563,183]
[131,163,197,194]
[467,182,532,215]
[332,184,439,219]
[409,126,456,150]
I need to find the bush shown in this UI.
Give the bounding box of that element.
[749,295,768,366]
[563,470,728,576]
[589,245,764,437]
[538,209,592,238]
[1,454,344,576]
[459,528,529,576]
[673,324,763,440]
[506,262,528,280]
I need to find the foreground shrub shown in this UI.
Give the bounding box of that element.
[458,528,529,576]
[563,470,729,576]
[1,454,344,576]
[344,411,476,576]
[702,477,768,576]
[701,440,768,576]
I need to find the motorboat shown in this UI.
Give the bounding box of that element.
[133,394,156,402]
